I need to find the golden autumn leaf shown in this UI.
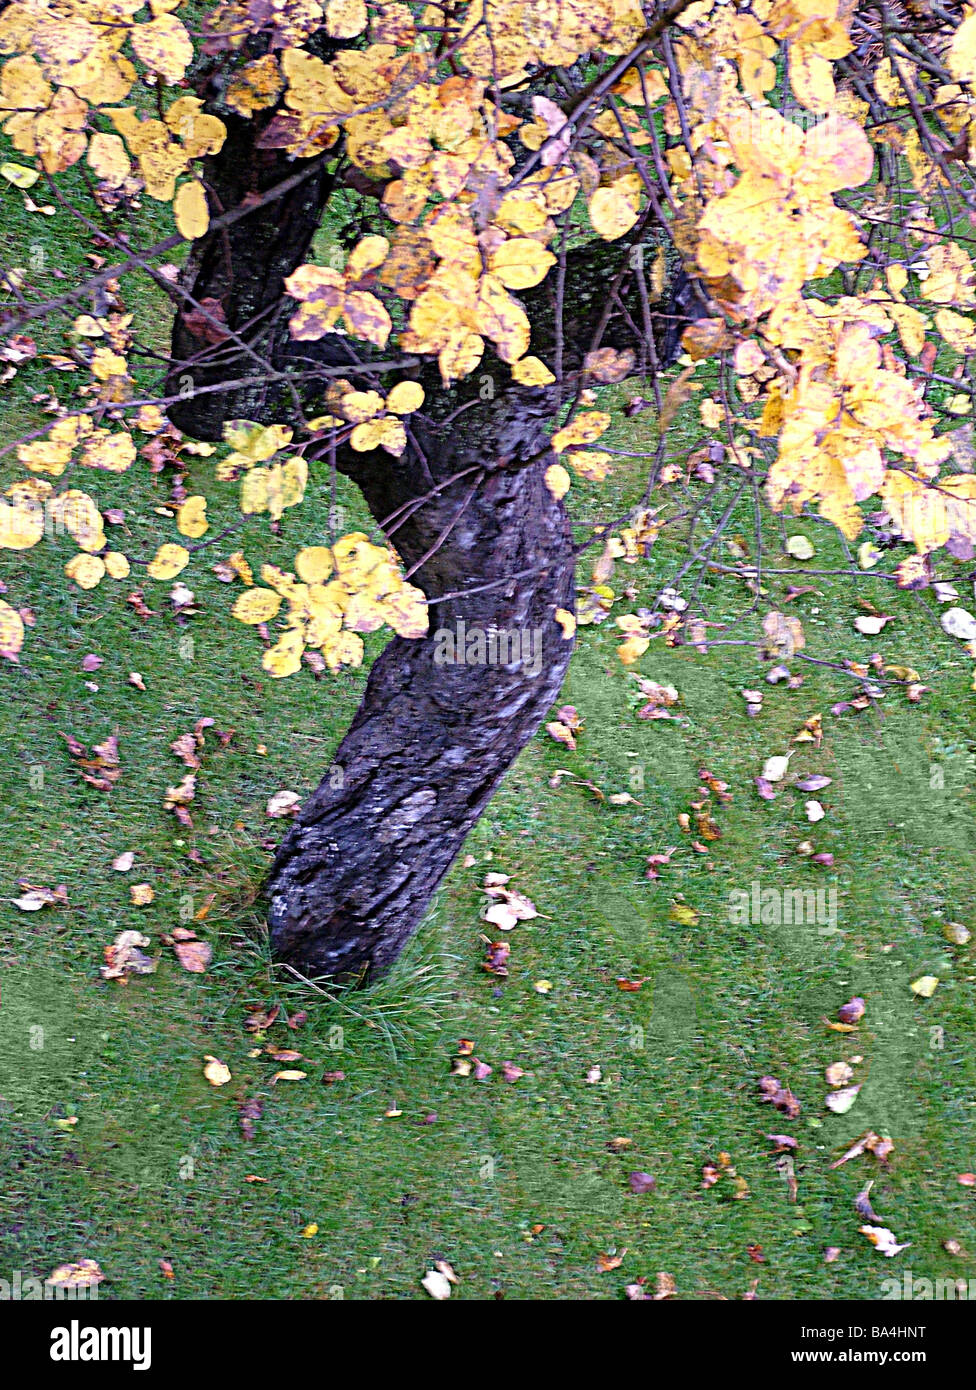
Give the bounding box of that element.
[325,0,368,40]
[588,177,641,241]
[131,15,194,85]
[263,628,305,678]
[65,553,105,590]
[544,463,571,500]
[86,132,129,187]
[552,412,611,453]
[385,380,424,414]
[0,598,25,659]
[176,496,208,539]
[295,547,334,584]
[232,587,282,624]
[512,355,555,386]
[487,237,556,290]
[203,1055,231,1086]
[147,542,189,580]
[174,180,209,240]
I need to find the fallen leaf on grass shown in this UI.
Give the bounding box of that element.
[267,790,301,818]
[12,882,68,911]
[46,1260,104,1290]
[837,996,866,1025]
[172,935,212,973]
[860,1225,911,1257]
[596,1251,625,1272]
[758,1075,801,1118]
[61,731,121,790]
[421,1268,453,1300]
[238,1097,263,1140]
[855,1179,881,1222]
[203,1055,231,1086]
[825,1084,862,1115]
[101,931,155,981]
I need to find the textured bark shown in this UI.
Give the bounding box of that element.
[164,111,689,979]
[164,110,334,438]
[267,397,575,979]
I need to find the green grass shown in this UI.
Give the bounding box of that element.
[2,193,976,1302]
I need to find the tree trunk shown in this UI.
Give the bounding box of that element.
[267,406,575,979]
[163,112,679,978]
[164,110,334,439]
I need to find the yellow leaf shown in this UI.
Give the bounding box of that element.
[65,553,105,590]
[54,490,105,552]
[147,542,189,580]
[487,237,556,290]
[321,628,364,671]
[325,0,368,39]
[174,180,209,240]
[1,161,39,188]
[910,974,939,999]
[383,582,428,639]
[0,598,25,658]
[203,1055,231,1086]
[617,633,649,665]
[345,233,389,279]
[386,380,424,414]
[554,608,576,639]
[232,587,282,624]
[588,178,640,241]
[176,496,208,539]
[789,42,835,115]
[935,308,976,354]
[80,432,136,473]
[262,627,305,678]
[512,355,555,386]
[545,463,571,500]
[552,412,611,453]
[949,10,976,85]
[295,547,334,584]
[104,551,130,579]
[131,15,194,85]
[0,495,44,550]
[86,133,129,188]
[337,389,383,423]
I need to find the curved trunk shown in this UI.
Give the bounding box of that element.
[163,110,684,979]
[267,432,575,979]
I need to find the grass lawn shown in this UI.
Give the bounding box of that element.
[2,183,976,1302]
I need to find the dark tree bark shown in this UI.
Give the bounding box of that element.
[268,412,576,978]
[164,108,335,438]
[165,105,686,978]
